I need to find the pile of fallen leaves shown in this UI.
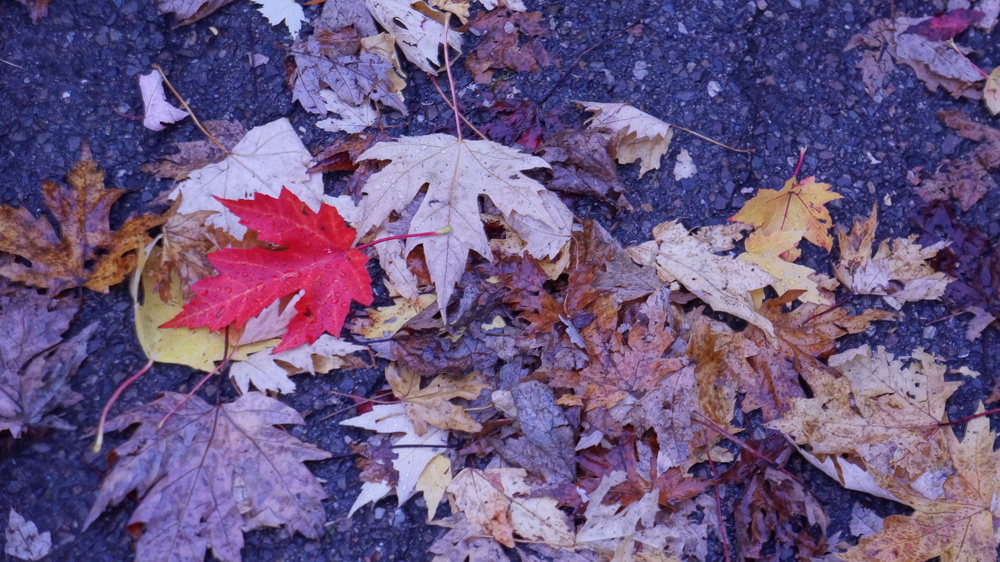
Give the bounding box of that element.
[5,1,1000,561]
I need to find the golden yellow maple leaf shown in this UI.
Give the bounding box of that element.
[386,363,486,436]
[730,175,843,252]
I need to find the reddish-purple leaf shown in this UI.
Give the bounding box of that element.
[906,9,984,41]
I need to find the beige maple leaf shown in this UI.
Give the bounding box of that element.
[627,220,777,339]
[834,204,951,309]
[386,363,485,435]
[739,229,834,306]
[168,118,326,239]
[356,133,571,315]
[579,101,673,177]
[342,403,448,509]
[229,334,365,394]
[841,404,1000,562]
[363,0,462,74]
[447,468,574,548]
[84,392,331,562]
[138,71,188,132]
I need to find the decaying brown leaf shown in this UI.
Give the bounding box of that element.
[141,120,246,180]
[465,9,551,84]
[386,363,486,435]
[912,110,1000,210]
[0,286,95,438]
[156,0,235,26]
[536,128,631,209]
[0,146,166,294]
[4,508,51,562]
[85,392,331,562]
[834,204,951,309]
[491,381,576,484]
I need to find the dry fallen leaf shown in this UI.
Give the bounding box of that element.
[0,287,95,438]
[156,0,236,26]
[141,120,246,180]
[579,101,674,177]
[356,133,571,316]
[85,392,331,562]
[834,204,951,309]
[386,363,485,435]
[138,71,188,132]
[363,0,463,74]
[627,220,777,338]
[168,118,325,239]
[229,335,365,395]
[730,174,843,253]
[465,9,550,84]
[0,145,166,294]
[4,509,51,562]
[913,110,1000,211]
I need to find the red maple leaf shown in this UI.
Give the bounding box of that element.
[162,188,372,352]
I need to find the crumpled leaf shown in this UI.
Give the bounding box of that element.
[168,118,325,239]
[446,467,574,548]
[229,334,365,394]
[465,9,550,84]
[627,220,777,339]
[5,509,51,561]
[386,363,485,435]
[342,403,448,509]
[579,101,673,177]
[363,0,463,74]
[84,392,331,562]
[0,287,95,438]
[834,204,951,309]
[848,15,985,100]
[163,188,373,353]
[138,71,188,132]
[356,133,571,316]
[536,128,630,209]
[913,110,1000,210]
[491,381,576,483]
[0,145,166,294]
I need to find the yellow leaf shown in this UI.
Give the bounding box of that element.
[415,455,451,522]
[730,174,842,252]
[386,363,486,435]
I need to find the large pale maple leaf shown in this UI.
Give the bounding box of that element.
[356,133,571,314]
[163,188,372,353]
[84,391,330,562]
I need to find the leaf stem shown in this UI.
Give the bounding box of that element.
[946,39,989,79]
[429,75,489,141]
[157,344,238,430]
[791,146,807,179]
[669,125,754,153]
[151,64,231,156]
[440,14,462,141]
[93,358,154,452]
[355,226,452,251]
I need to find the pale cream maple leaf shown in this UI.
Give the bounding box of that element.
[342,403,447,510]
[251,0,305,36]
[834,204,951,309]
[356,133,571,315]
[229,334,364,394]
[168,118,325,239]
[627,220,777,339]
[579,101,673,177]
[363,0,462,74]
[138,71,188,132]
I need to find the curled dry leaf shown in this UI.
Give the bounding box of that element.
[363,0,463,74]
[138,71,188,132]
[385,363,486,435]
[229,334,365,395]
[0,287,95,438]
[0,145,166,294]
[85,392,331,562]
[834,204,951,309]
[579,101,673,177]
[627,220,777,339]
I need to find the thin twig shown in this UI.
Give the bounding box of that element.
[151,64,230,155]
[539,21,642,105]
[93,358,154,452]
[670,125,754,153]
[440,14,463,141]
[429,75,489,140]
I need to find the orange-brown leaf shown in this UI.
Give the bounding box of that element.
[0,146,165,294]
[730,175,842,252]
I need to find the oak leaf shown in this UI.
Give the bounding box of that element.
[0,287,96,438]
[356,133,571,315]
[627,220,777,338]
[168,118,325,239]
[730,174,842,253]
[162,188,373,353]
[84,392,331,562]
[0,146,166,294]
[579,101,673,177]
[834,204,951,309]
[385,363,485,435]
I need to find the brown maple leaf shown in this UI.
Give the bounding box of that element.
[0,145,166,294]
[465,9,551,84]
[0,286,95,438]
[85,391,330,562]
[141,120,246,180]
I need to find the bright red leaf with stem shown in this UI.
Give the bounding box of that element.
[163,188,373,353]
